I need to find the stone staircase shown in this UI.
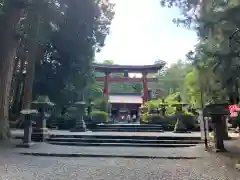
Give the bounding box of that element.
[46,133,202,148]
[91,124,164,132]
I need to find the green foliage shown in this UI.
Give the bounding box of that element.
[89,85,103,99]
[157,60,192,97]
[161,0,240,103]
[183,111,194,117]
[91,110,108,122]
[165,92,181,101]
[102,60,114,65]
[142,114,174,125]
[141,113,197,130]
[33,0,115,106]
[147,92,190,115]
[93,98,109,112]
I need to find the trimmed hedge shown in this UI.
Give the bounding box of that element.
[141,113,198,131]
[90,110,108,123]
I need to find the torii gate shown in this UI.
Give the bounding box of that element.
[93,63,165,104]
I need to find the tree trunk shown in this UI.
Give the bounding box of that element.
[9,57,22,114]
[22,43,38,109]
[0,2,23,140]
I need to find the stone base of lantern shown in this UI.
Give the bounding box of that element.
[32,128,50,142]
[70,119,88,132]
[173,118,189,133]
[224,136,232,140]
[222,122,231,140]
[16,142,36,148]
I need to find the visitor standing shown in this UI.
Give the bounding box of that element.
[127,114,131,123]
[132,114,136,123]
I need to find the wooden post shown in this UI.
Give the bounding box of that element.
[104,72,110,100]
[142,72,148,104]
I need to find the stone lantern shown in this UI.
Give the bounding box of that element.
[31,95,55,142]
[69,100,87,132]
[17,109,38,147]
[87,101,94,117]
[85,100,94,127]
[171,95,188,113]
[159,99,168,116]
[172,95,188,133]
[204,102,229,152]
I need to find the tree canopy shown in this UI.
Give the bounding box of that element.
[0,0,115,139]
[160,0,240,105]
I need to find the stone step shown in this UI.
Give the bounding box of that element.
[47,137,202,144]
[93,126,163,129]
[49,134,201,141]
[91,129,163,132]
[97,124,163,127]
[47,141,197,148]
[93,125,164,132]
[95,126,163,129]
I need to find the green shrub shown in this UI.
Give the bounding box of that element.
[93,98,109,112]
[141,114,176,129]
[141,113,198,130]
[91,110,108,123]
[183,111,194,117]
[148,103,158,113]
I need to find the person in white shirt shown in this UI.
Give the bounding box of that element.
[127,114,131,123]
[132,114,136,122]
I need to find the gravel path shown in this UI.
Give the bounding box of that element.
[14,142,206,157]
[0,154,240,180]
[1,131,239,179]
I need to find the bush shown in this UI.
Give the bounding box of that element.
[91,111,108,123]
[141,113,198,131]
[180,113,198,130]
[141,114,176,130]
[183,111,194,117]
[93,98,109,112]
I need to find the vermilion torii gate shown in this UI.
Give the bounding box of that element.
[93,63,165,104]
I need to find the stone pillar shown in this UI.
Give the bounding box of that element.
[142,72,148,104]
[104,72,110,100]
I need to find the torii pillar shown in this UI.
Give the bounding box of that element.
[103,72,110,100]
[142,72,148,104]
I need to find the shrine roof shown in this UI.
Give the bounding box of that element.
[108,94,142,104]
[93,63,165,73]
